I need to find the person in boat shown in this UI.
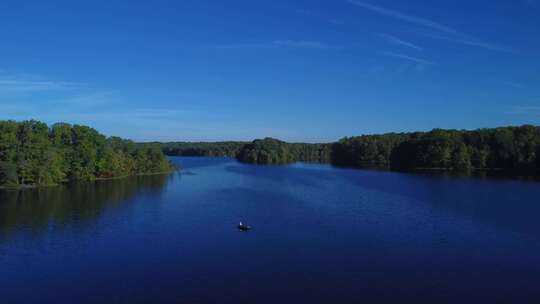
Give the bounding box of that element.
[238,221,250,230]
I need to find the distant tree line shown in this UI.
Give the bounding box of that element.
[159,141,246,157]
[217,126,540,174]
[0,120,173,188]
[236,138,331,165]
[332,125,540,172]
[390,126,540,171]
[160,138,331,165]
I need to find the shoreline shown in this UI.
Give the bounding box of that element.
[0,170,177,191]
[171,155,540,180]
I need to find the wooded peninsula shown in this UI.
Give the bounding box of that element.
[0,120,173,189]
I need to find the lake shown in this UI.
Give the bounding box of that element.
[1,156,540,303]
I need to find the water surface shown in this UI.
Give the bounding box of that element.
[1,157,540,303]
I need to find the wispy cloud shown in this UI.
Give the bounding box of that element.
[272,40,337,49]
[423,33,517,53]
[383,52,435,65]
[347,0,458,34]
[329,18,344,25]
[217,40,339,50]
[377,33,422,50]
[347,1,515,53]
[0,76,82,92]
[502,81,526,89]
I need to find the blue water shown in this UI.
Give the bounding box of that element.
[1,156,540,303]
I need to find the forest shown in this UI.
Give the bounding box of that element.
[159,141,246,157]
[0,120,173,188]
[236,138,331,165]
[232,126,540,173]
[158,138,330,164]
[334,125,540,172]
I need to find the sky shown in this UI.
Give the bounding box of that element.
[0,0,539,142]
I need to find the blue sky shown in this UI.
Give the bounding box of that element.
[0,0,539,142]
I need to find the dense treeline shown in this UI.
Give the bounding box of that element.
[160,141,246,157]
[335,125,540,172]
[332,133,408,168]
[234,126,540,173]
[388,126,540,171]
[236,138,331,165]
[0,120,173,188]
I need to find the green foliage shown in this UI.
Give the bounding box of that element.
[159,141,246,157]
[133,145,172,174]
[237,138,331,165]
[0,120,173,188]
[157,139,330,165]
[332,133,408,167]
[0,161,18,187]
[338,126,540,171]
[289,142,331,163]
[452,143,472,172]
[234,125,540,173]
[237,138,291,164]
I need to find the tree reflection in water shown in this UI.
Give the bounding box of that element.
[0,174,170,237]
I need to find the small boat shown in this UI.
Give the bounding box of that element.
[238,222,251,231]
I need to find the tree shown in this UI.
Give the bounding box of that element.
[452,144,472,171]
[0,120,173,188]
[0,161,18,187]
[0,120,18,163]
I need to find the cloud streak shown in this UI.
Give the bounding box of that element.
[348,1,514,53]
[218,40,339,50]
[423,33,517,53]
[383,52,435,65]
[272,40,337,49]
[502,81,526,89]
[0,78,82,92]
[347,0,458,34]
[377,33,422,50]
